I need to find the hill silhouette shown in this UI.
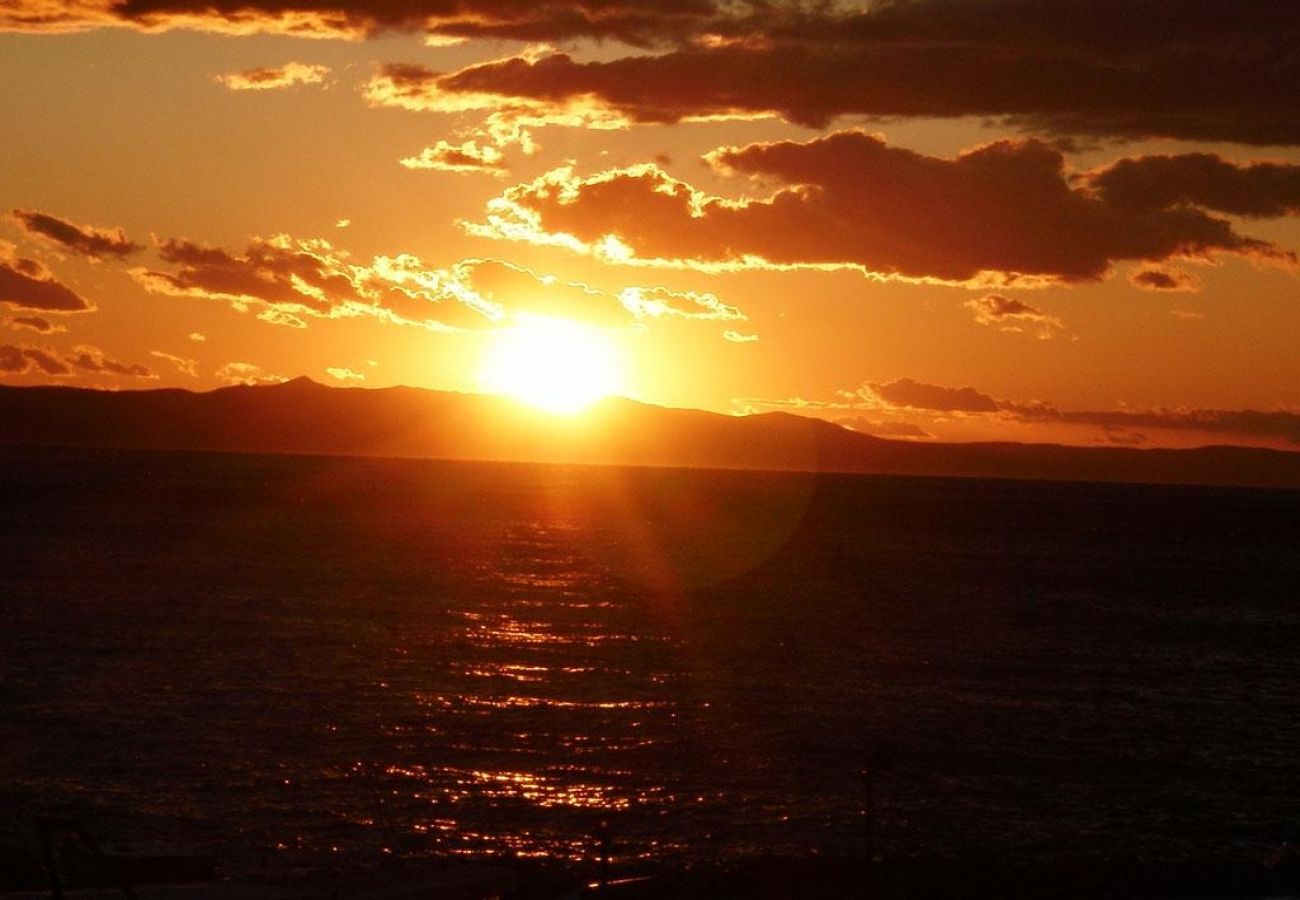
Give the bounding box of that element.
[2,378,1298,488]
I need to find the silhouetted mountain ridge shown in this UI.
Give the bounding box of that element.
[2,379,1298,488]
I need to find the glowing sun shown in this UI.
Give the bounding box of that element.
[478,316,625,413]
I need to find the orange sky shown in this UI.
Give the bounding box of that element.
[3,1,1299,450]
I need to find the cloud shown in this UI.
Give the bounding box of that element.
[133,231,746,333]
[257,308,308,328]
[6,2,1300,146]
[66,344,156,378]
[0,0,723,42]
[216,62,330,91]
[216,361,286,385]
[0,243,94,312]
[1130,266,1201,292]
[400,139,506,175]
[372,254,744,330]
[150,350,198,377]
[12,209,141,260]
[965,294,1065,339]
[473,131,1293,284]
[0,344,71,376]
[722,329,758,343]
[132,234,370,316]
[617,285,742,322]
[1102,426,1148,446]
[835,417,932,439]
[188,332,206,341]
[1084,153,1300,217]
[408,1,1300,146]
[4,315,63,334]
[1007,403,1300,446]
[867,377,1300,445]
[751,376,1300,448]
[859,378,1001,413]
[326,366,364,382]
[364,59,629,160]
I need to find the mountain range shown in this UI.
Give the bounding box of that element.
[2,378,1298,488]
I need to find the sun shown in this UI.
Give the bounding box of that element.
[478,315,625,413]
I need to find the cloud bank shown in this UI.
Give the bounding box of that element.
[472,131,1295,285]
[12,209,139,260]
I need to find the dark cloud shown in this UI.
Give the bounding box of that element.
[6,2,1300,144]
[417,0,1300,145]
[1102,426,1149,446]
[66,345,156,379]
[216,62,330,91]
[1085,154,1300,217]
[478,130,1292,284]
[1130,266,1200,292]
[862,378,1001,413]
[12,209,140,259]
[0,344,71,376]
[5,315,60,333]
[0,247,94,312]
[1,0,722,43]
[1008,403,1300,446]
[136,235,368,314]
[965,294,1064,337]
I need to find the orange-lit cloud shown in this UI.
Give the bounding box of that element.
[66,344,155,378]
[1130,266,1201,292]
[215,62,330,91]
[150,350,198,377]
[364,60,629,164]
[858,378,1001,414]
[131,229,744,334]
[326,366,364,382]
[400,140,506,175]
[616,286,742,322]
[374,255,742,329]
[1,244,94,312]
[12,209,139,260]
[0,344,71,376]
[473,131,1294,284]
[216,361,285,385]
[0,341,154,379]
[4,315,64,334]
[965,294,1066,339]
[132,234,369,315]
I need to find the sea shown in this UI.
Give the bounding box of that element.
[2,446,1298,880]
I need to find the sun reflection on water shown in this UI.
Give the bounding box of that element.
[343,526,691,862]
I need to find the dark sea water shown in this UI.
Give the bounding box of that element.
[2,446,1298,878]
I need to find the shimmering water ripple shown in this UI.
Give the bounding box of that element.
[2,447,1298,876]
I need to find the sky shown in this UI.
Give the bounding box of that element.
[2,0,1299,450]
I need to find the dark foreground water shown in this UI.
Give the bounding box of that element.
[2,447,1298,878]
